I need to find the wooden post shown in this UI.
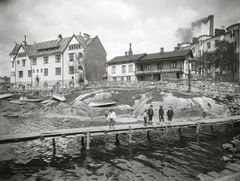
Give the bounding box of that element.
[115,134,119,144]
[210,125,214,132]
[81,136,85,148]
[147,131,150,138]
[164,125,168,137]
[52,138,56,156]
[178,127,182,136]
[129,126,132,144]
[196,122,200,135]
[86,131,90,150]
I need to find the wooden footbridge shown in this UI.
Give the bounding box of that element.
[1,115,240,151]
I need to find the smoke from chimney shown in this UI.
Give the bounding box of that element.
[175,28,192,43]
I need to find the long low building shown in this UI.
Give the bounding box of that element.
[9,33,106,90]
[107,45,193,81]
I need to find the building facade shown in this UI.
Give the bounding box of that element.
[9,33,106,90]
[177,23,240,81]
[107,46,193,81]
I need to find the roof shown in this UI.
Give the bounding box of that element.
[139,49,192,62]
[10,34,96,57]
[9,44,21,55]
[107,53,146,65]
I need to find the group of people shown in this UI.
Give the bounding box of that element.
[105,105,174,129]
[143,105,174,126]
[105,109,116,129]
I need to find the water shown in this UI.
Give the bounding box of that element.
[0,124,238,181]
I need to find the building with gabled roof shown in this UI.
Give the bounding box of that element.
[9,33,106,89]
[107,44,193,81]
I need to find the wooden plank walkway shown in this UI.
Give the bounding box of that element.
[1,115,240,146]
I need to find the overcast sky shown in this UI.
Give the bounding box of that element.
[0,0,240,76]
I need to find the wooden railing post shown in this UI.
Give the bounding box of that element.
[129,126,132,144]
[86,131,90,150]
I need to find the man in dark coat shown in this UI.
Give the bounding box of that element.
[147,105,154,124]
[158,106,164,122]
[167,106,174,122]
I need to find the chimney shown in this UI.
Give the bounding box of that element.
[174,47,179,51]
[58,34,63,41]
[160,47,164,53]
[208,15,214,36]
[128,43,133,55]
[125,51,128,56]
[22,35,27,45]
[83,33,90,41]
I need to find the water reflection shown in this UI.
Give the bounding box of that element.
[0,124,239,180]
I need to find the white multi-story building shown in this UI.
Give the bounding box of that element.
[9,33,106,89]
[107,44,193,81]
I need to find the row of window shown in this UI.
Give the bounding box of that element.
[112,76,131,81]
[69,44,81,50]
[111,64,133,74]
[17,52,26,58]
[13,53,83,68]
[111,62,180,74]
[15,66,75,78]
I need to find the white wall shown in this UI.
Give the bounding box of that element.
[107,62,136,81]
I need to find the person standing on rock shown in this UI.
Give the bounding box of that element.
[108,109,116,129]
[158,106,164,123]
[147,105,154,125]
[167,106,174,122]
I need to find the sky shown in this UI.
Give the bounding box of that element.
[0,0,240,76]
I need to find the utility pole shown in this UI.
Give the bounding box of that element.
[188,61,191,92]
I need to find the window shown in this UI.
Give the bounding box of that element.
[32,58,37,65]
[12,61,14,68]
[19,71,23,78]
[121,65,126,73]
[145,64,151,71]
[55,55,61,63]
[78,53,83,58]
[157,63,163,70]
[33,69,35,73]
[41,69,43,73]
[121,77,124,81]
[69,53,74,61]
[17,60,20,65]
[171,61,177,69]
[128,64,133,73]
[207,42,211,49]
[44,68,48,76]
[69,66,74,74]
[11,72,15,76]
[192,47,195,53]
[43,56,48,64]
[111,66,116,74]
[55,67,61,75]
[69,44,81,50]
[22,59,26,66]
[37,69,39,73]
[28,70,32,77]
[126,76,131,81]
[17,52,26,57]
[113,77,117,81]
[215,40,219,47]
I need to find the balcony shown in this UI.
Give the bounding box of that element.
[135,67,183,74]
